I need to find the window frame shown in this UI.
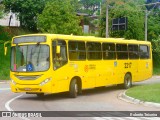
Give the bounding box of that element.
[86,42,102,60]
[68,41,86,61]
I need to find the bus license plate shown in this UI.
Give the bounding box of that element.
[24,88,32,91]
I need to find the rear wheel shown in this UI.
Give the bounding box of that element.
[124,73,132,89]
[69,79,78,98]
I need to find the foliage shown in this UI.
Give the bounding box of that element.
[37,0,82,35]
[0,26,11,41]
[79,0,101,15]
[0,44,10,80]
[3,0,47,31]
[99,0,145,40]
[148,7,160,40]
[151,37,160,67]
[0,4,4,19]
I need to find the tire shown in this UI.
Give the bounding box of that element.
[69,79,78,98]
[124,73,132,89]
[36,93,44,98]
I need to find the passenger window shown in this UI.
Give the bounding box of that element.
[139,45,150,59]
[116,44,128,59]
[87,42,102,60]
[102,43,116,60]
[128,45,139,59]
[53,40,68,70]
[68,41,86,60]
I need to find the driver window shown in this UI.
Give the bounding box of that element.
[52,40,68,70]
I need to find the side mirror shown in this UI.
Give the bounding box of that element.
[4,41,11,56]
[4,47,7,56]
[56,46,60,54]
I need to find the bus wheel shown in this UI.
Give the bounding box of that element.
[36,93,44,98]
[69,79,78,98]
[124,73,132,89]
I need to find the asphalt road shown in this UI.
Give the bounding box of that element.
[0,76,160,120]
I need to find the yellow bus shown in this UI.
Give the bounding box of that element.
[10,34,152,98]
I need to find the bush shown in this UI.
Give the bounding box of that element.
[152,37,160,67]
[0,26,11,41]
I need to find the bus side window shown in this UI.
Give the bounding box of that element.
[68,41,86,60]
[102,43,116,60]
[128,44,139,59]
[139,45,150,59]
[116,44,128,60]
[53,40,68,70]
[87,42,102,60]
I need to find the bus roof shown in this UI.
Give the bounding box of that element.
[12,34,151,45]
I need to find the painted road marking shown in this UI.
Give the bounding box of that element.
[5,94,30,120]
[5,94,23,111]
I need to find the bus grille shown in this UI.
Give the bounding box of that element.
[15,75,41,80]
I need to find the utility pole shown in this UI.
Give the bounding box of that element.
[145,10,148,41]
[106,4,109,38]
[138,2,160,41]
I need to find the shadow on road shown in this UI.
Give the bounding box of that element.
[17,80,157,101]
[18,85,124,101]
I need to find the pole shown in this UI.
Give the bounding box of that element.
[106,4,109,38]
[100,2,101,15]
[145,10,148,41]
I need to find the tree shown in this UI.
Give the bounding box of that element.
[79,0,102,15]
[145,0,160,40]
[0,4,4,19]
[3,0,47,31]
[99,0,145,40]
[148,8,160,40]
[37,0,82,35]
[152,37,160,67]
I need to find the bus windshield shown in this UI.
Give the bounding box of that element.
[11,44,50,72]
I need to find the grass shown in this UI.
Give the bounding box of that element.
[126,83,160,103]
[0,44,10,80]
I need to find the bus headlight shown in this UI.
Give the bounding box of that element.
[11,79,16,85]
[40,78,52,86]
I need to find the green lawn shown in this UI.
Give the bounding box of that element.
[126,83,160,103]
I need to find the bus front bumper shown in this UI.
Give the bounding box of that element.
[10,80,53,94]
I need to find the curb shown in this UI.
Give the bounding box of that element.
[118,91,160,108]
[0,80,10,84]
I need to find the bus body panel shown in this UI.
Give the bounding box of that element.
[10,34,153,95]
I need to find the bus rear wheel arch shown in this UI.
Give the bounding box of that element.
[69,77,82,98]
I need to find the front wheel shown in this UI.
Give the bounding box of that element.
[124,73,132,89]
[36,93,44,98]
[69,79,78,98]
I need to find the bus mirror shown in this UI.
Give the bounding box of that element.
[56,46,60,54]
[4,47,7,56]
[4,41,11,56]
